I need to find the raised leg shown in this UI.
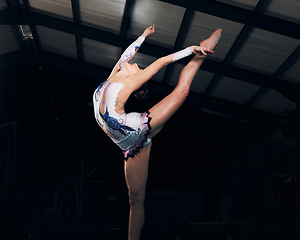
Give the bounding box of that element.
[200,29,222,51]
[148,55,205,138]
[124,142,152,240]
[148,29,221,138]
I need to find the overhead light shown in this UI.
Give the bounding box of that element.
[18,25,33,40]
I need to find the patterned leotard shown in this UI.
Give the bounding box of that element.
[93,80,151,160]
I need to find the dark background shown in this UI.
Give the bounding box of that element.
[1,50,299,240]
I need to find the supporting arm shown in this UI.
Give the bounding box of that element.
[108,25,155,79]
[126,46,208,91]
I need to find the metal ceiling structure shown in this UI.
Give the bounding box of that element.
[1,0,300,125]
[1,2,300,237]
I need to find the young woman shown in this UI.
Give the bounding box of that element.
[93,25,221,240]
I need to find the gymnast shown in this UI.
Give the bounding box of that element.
[93,25,221,240]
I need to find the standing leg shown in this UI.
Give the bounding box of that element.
[124,142,152,240]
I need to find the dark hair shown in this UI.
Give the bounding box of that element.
[133,82,149,100]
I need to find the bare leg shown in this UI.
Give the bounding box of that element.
[148,55,205,137]
[148,29,222,137]
[200,29,222,51]
[124,142,152,240]
[124,53,204,239]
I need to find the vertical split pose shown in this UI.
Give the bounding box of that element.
[93,25,221,240]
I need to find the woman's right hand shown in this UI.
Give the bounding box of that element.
[142,25,155,38]
[189,46,215,56]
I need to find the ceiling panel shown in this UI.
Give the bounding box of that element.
[215,0,259,10]
[264,0,300,24]
[0,0,7,10]
[210,76,260,105]
[82,38,121,69]
[0,26,22,55]
[79,0,126,33]
[129,0,185,48]
[250,89,294,115]
[183,12,244,62]
[28,0,73,19]
[168,64,214,93]
[130,53,166,82]
[279,58,300,83]
[37,26,77,59]
[231,28,300,75]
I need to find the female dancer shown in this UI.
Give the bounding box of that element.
[93,25,221,240]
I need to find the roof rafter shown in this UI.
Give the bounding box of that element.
[7,9,296,101]
[204,0,274,116]
[71,0,83,61]
[162,8,195,84]
[32,51,272,124]
[119,0,136,36]
[160,0,300,40]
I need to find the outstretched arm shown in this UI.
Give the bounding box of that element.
[108,25,155,79]
[126,46,213,91]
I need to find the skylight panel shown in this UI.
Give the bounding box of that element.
[215,0,260,10]
[28,0,73,19]
[0,25,22,54]
[279,58,300,83]
[79,0,126,33]
[209,76,260,105]
[183,12,244,62]
[250,89,294,114]
[37,26,77,59]
[265,0,300,24]
[231,28,300,75]
[82,37,122,69]
[129,0,185,48]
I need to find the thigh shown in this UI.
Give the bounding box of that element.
[148,88,185,138]
[124,142,152,196]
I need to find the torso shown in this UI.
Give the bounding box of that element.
[99,77,132,115]
[93,77,134,141]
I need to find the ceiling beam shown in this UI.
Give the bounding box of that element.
[35,51,108,80]
[273,45,300,78]
[119,0,136,36]
[202,60,295,101]
[0,47,274,125]
[9,9,297,101]
[0,8,16,23]
[71,0,83,60]
[33,51,271,125]
[204,0,272,107]
[162,8,194,84]
[159,0,300,40]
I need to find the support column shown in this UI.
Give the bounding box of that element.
[261,117,272,222]
[295,98,300,230]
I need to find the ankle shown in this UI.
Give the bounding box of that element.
[193,54,206,63]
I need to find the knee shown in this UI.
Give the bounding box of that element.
[175,84,190,100]
[128,191,145,208]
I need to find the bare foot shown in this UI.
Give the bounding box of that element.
[200,29,222,52]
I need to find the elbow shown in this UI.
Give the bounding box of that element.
[158,56,170,68]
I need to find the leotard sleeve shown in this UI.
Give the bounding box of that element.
[119,36,145,68]
[172,47,192,62]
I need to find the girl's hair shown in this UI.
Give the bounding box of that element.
[133,82,149,100]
